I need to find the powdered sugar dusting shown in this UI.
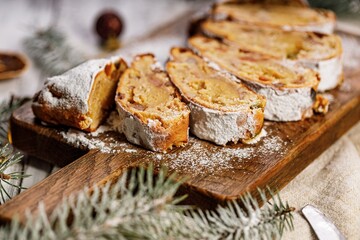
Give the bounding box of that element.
[259,135,285,153]
[60,128,139,154]
[59,110,139,154]
[60,129,112,153]
[38,59,112,115]
[147,129,287,176]
[164,138,254,174]
[59,112,286,176]
[90,125,111,137]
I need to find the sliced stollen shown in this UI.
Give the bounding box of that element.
[201,20,343,91]
[188,36,320,122]
[32,57,127,132]
[211,2,335,34]
[115,54,190,152]
[167,48,265,145]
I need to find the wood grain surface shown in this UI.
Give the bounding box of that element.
[0,69,359,224]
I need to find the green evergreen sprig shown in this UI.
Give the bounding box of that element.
[0,96,29,143]
[0,144,28,204]
[308,0,360,14]
[0,97,30,204]
[1,166,294,240]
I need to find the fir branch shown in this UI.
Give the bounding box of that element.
[0,166,294,240]
[0,144,28,204]
[0,97,30,204]
[0,96,29,143]
[185,188,294,239]
[23,27,85,76]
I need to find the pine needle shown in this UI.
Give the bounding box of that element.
[0,96,29,143]
[0,144,28,204]
[0,97,30,204]
[0,165,294,239]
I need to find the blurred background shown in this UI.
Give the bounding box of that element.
[1,0,360,101]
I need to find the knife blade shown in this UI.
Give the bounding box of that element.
[302,205,346,240]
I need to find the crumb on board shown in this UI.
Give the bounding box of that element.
[59,121,286,176]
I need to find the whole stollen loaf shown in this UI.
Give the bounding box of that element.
[32,57,127,132]
[167,47,265,145]
[115,54,190,152]
[189,36,320,122]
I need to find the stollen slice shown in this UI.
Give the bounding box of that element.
[189,36,320,122]
[115,54,190,152]
[201,20,343,91]
[167,47,265,145]
[32,57,127,132]
[211,2,335,34]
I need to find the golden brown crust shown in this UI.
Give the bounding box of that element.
[150,114,190,151]
[32,99,92,130]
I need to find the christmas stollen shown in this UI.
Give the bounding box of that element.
[167,48,265,145]
[189,36,320,122]
[201,20,343,91]
[32,58,127,132]
[115,54,190,152]
[211,2,335,34]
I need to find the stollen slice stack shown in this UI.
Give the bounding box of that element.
[201,20,343,91]
[189,36,320,122]
[115,54,190,152]
[167,47,265,145]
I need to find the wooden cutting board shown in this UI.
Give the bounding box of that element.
[0,68,359,223]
